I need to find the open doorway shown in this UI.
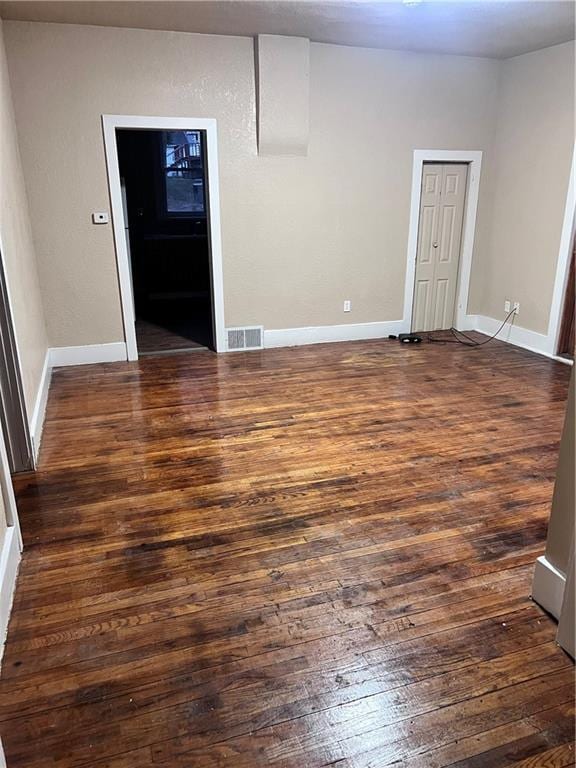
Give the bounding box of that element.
[103,116,226,360]
[116,128,213,354]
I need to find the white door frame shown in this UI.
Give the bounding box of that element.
[102,115,226,360]
[0,409,22,659]
[546,142,575,356]
[403,149,483,332]
[0,229,34,467]
[0,233,23,529]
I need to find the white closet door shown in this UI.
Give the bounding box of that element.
[413,164,468,332]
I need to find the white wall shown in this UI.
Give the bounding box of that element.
[0,18,48,417]
[257,35,310,156]
[0,19,33,653]
[2,21,573,348]
[469,41,574,334]
[3,20,501,345]
[532,370,574,623]
[544,371,574,578]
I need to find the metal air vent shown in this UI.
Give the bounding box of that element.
[226,326,264,351]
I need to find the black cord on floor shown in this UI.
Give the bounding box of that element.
[426,309,517,347]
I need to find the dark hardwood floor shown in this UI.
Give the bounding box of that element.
[1,337,573,767]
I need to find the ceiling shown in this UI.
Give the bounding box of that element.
[0,0,574,59]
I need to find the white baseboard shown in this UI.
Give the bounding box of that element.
[261,315,572,361]
[29,349,52,466]
[532,554,567,620]
[0,526,21,664]
[49,342,127,368]
[473,314,550,355]
[459,314,479,332]
[43,319,573,365]
[264,320,407,348]
[465,314,573,364]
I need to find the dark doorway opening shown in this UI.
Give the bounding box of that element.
[116,129,214,354]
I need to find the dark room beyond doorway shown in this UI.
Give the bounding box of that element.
[116,128,214,354]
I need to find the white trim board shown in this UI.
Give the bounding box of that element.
[0,526,20,664]
[49,342,127,368]
[264,320,405,348]
[102,115,226,360]
[547,142,576,356]
[468,314,573,364]
[532,554,566,620]
[0,420,22,649]
[0,229,35,467]
[0,414,21,540]
[403,150,483,333]
[29,349,52,467]
[263,315,573,364]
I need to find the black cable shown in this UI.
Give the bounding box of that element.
[425,333,460,344]
[449,328,480,346]
[426,328,477,345]
[450,327,480,344]
[426,309,517,347]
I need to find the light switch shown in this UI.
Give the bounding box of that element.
[92,212,109,224]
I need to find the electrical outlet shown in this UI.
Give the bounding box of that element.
[504,300,511,313]
[513,302,520,315]
[343,300,351,312]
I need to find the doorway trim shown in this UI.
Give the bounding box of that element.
[102,115,226,360]
[403,149,483,331]
[547,142,576,356]
[0,232,34,470]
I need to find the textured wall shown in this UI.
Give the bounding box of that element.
[0,19,47,416]
[257,35,310,156]
[468,41,574,334]
[3,21,501,345]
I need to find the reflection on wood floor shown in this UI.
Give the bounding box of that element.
[1,336,574,767]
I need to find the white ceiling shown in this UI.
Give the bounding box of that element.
[0,0,574,59]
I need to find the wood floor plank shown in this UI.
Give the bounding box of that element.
[0,338,573,766]
[509,743,576,768]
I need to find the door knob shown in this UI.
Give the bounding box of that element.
[432,242,439,248]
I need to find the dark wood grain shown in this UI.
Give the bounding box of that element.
[1,336,573,767]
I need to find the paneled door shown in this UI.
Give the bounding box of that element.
[412,163,468,332]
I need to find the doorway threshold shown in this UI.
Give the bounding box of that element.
[139,347,209,358]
